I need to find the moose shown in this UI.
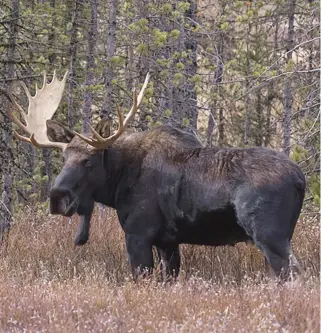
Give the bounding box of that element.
[7,70,305,281]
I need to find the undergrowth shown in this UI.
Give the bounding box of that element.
[0,207,319,332]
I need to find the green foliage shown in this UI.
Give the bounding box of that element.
[176,62,185,70]
[290,145,309,163]
[162,3,172,13]
[129,19,150,33]
[110,56,125,66]
[152,29,168,47]
[181,117,190,127]
[220,22,229,31]
[173,73,183,86]
[177,1,190,12]
[170,29,180,39]
[137,18,149,28]
[193,74,200,83]
[164,109,172,118]
[160,69,169,77]
[153,120,163,127]
[156,58,170,67]
[286,59,296,72]
[181,51,187,58]
[144,85,154,99]
[136,43,148,55]
[145,115,152,123]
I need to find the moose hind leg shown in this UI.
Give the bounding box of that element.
[235,190,302,282]
[254,234,298,281]
[288,247,302,278]
[126,234,154,280]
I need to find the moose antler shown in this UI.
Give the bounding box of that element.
[9,70,69,150]
[73,72,151,150]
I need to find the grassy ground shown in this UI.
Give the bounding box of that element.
[0,207,319,332]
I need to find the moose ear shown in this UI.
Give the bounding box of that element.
[94,118,112,138]
[46,120,75,143]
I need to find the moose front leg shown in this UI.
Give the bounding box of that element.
[157,245,181,281]
[125,233,154,280]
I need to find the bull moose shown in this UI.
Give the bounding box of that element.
[8,70,305,281]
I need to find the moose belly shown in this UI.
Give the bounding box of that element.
[174,206,250,246]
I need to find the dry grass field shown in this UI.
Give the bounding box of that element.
[0,207,319,333]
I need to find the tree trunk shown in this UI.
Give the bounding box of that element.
[101,0,116,120]
[264,16,279,147]
[67,0,82,128]
[264,90,273,147]
[182,0,198,131]
[48,0,56,64]
[1,0,19,245]
[283,0,296,156]
[41,0,56,201]
[218,107,224,147]
[206,33,224,147]
[83,0,98,133]
[305,0,315,117]
[172,0,198,132]
[255,91,263,146]
[243,23,251,146]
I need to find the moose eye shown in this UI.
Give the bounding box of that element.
[84,159,92,168]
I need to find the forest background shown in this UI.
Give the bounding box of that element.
[0,1,319,332]
[0,0,319,218]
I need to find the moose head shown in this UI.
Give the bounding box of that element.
[9,70,150,229]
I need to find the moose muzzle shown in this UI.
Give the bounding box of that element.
[49,187,78,216]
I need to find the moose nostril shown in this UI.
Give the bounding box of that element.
[49,187,73,215]
[60,196,70,214]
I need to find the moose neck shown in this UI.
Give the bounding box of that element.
[92,141,143,209]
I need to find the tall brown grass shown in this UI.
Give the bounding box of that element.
[0,207,319,332]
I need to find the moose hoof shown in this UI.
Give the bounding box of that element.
[74,234,88,246]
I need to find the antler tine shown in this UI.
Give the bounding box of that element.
[136,72,150,106]
[116,103,125,131]
[123,88,138,128]
[8,109,28,133]
[50,70,57,85]
[42,71,47,91]
[73,72,150,150]
[29,133,67,150]
[13,130,33,144]
[123,72,150,127]
[5,90,28,123]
